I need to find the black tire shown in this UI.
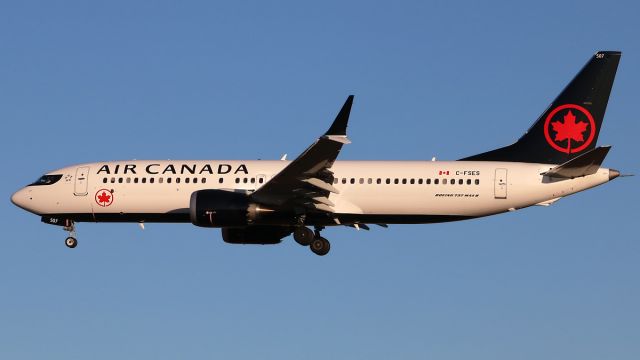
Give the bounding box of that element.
[65,237,77,249]
[319,238,330,256]
[310,237,330,256]
[293,227,314,246]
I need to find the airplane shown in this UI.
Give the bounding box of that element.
[11,51,623,256]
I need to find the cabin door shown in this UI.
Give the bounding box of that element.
[74,167,90,196]
[494,168,508,199]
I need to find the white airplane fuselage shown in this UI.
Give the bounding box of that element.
[9,51,623,254]
[11,160,615,225]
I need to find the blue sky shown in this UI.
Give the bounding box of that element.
[1,1,638,359]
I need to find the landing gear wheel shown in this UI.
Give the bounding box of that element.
[65,237,77,249]
[310,237,330,256]
[293,227,314,246]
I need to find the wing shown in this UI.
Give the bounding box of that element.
[250,95,354,213]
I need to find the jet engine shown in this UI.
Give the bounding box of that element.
[190,189,288,227]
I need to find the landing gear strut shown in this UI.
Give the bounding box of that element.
[63,221,77,249]
[309,227,330,256]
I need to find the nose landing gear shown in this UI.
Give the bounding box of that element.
[63,221,77,249]
[65,236,77,248]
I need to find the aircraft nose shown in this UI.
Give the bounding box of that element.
[10,188,30,211]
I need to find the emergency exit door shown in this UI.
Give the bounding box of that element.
[74,167,90,196]
[494,168,507,199]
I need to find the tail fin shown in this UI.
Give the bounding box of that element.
[462,51,621,164]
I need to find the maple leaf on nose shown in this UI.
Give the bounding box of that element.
[98,191,111,204]
[551,110,588,143]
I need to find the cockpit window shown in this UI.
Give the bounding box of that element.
[29,174,63,186]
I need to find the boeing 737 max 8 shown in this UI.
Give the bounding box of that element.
[11,51,623,256]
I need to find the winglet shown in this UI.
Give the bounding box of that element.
[325,95,354,136]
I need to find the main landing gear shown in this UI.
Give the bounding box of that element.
[63,221,77,249]
[294,226,330,256]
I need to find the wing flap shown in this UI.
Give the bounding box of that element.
[301,177,340,194]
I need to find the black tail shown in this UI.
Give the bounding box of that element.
[462,51,621,164]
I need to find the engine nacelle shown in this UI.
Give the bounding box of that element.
[221,226,292,245]
[190,189,295,228]
[190,189,250,227]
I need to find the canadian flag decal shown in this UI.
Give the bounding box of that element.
[438,170,450,175]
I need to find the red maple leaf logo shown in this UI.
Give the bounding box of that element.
[97,191,111,205]
[551,110,588,152]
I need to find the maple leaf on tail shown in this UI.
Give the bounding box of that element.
[552,110,588,143]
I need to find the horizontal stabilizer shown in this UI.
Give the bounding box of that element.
[541,146,611,179]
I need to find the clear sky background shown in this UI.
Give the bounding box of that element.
[0,1,638,359]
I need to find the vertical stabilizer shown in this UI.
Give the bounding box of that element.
[462,51,621,164]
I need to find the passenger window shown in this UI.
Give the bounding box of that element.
[394,179,399,184]
[193,178,198,184]
[243,178,248,184]
[103,178,108,183]
[218,178,223,184]
[459,179,463,185]
[202,178,207,184]
[235,178,240,184]
[350,178,355,184]
[118,178,123,183]
[418,179,423,184]
[167,178,172,184]
[443,179,447,185]
[450,178,455,185]
[368,178,372,184]
[359,178,364,184]
[159,178,163,184]
[334,178,338,184]
[126,177,131,184]
[185,178,190,184]
[386,178,391,184]
[467,179,471,185]
[475,179,480,185]
[258,178,264,184]
[426,178,431,184]
[150,178,155,184]
[410,179,415,184]
[434,179,439,185]
[376,178,382,184]
[342,178,347,184]
[142,178,147,184]
[176,178,181,184]
[134,178,139,184]
[110,177,116,183]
